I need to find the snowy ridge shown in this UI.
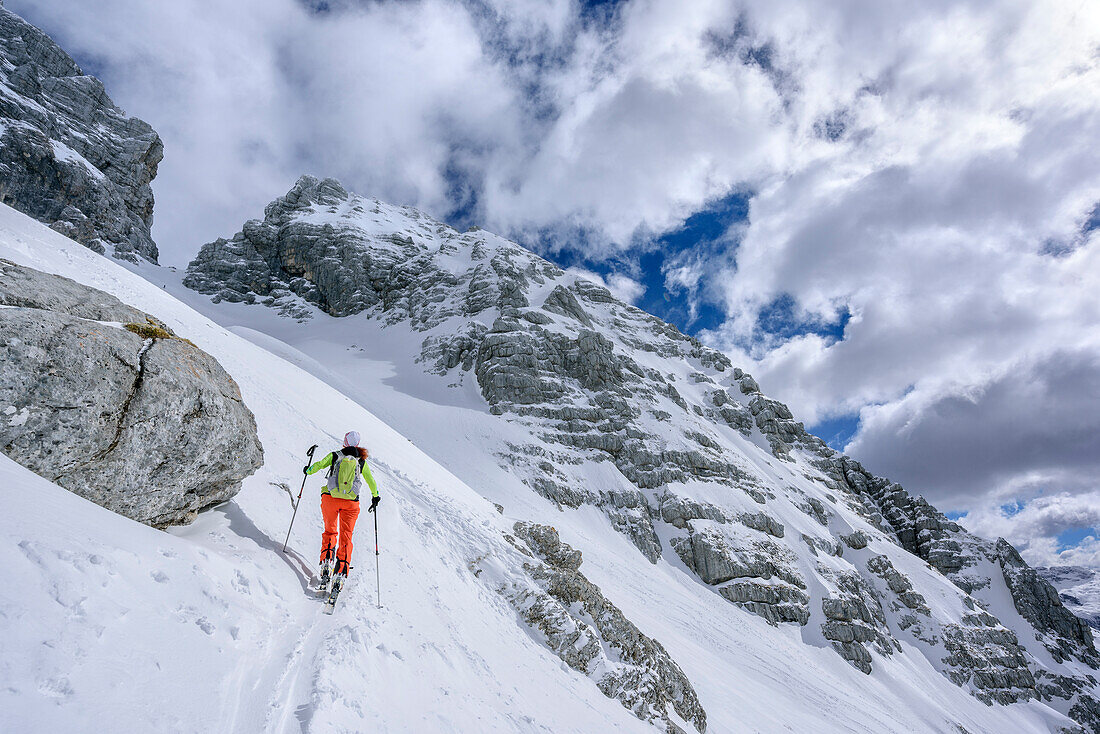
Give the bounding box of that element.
[175,177,1100,731]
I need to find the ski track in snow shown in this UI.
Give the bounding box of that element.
[0,202,1082,733]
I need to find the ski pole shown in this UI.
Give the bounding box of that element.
[282,444,318,553]
[374,507,381,608]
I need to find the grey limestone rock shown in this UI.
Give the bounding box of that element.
[671,523,805,587]
[819,569,897,674]
[798,496,831,526]
[719,581,810,626]
[941,622,1035,704]
[1036,565,1100,631]
[995,539,1098,666]
[541,284,592,326]
[0,7,162,262]
[0,257,154,323]
[821,452,1100,717]
[866,554,931,614]
[658,493,730,529]
[738,510,785,538]
[508,523,707,732]
[841,530,869,550]
[715,402,754,436]
[0,262,263,526]
[748,394,806,459]
[672,521,809,626]
[802,534,843,558]
[822,453,1100,667]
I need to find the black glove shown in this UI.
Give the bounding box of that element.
[368,495,381,512]
[303,465,310,475]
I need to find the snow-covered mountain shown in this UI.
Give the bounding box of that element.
[0,190,1088,733]
[173,175,1100,732]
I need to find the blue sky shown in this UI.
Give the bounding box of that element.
[539,191,747,333]
[15,0,1100,569]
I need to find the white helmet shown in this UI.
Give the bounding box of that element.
[342,431,360,447]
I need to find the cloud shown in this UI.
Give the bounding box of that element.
[846,348,1100,508]
[691,1,1100,545]
[483,1,792,252]
[960,491,1100,568]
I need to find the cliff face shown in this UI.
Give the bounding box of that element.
[187,176,1100,731]
[0,5,162,262]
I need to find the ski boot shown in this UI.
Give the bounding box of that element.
[316,558,334,594]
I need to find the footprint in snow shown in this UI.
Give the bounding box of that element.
[37,676,73,699]
[232,570,250,594]
[150,571,169,583]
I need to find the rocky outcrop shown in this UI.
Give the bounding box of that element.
[0,6,162,262]
[819,452,1099,717]
[819,569,897,674]
[820,454,1099,659]
[866,554,930,614]
[185,175,562,322]
[505,522,707,733]
[672,521,810,626]
[0,260,262,526]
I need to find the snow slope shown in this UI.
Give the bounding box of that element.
[0,201,1080,733]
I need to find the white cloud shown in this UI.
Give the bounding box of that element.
[960,490,1100,568]
[691,2,1100,544]
[484,0,792,251]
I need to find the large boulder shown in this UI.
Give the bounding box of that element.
[0,6,162,262]
[0,260,263,526]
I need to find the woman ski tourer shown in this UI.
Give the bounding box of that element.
[303,431,380,596]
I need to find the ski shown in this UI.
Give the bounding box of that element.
[321,576,345,614]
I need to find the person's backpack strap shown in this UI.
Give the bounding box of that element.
[326,451,340,477]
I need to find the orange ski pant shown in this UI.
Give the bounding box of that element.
[320,493,360,575]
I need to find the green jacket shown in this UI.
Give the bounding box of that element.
[306,451,379,502]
